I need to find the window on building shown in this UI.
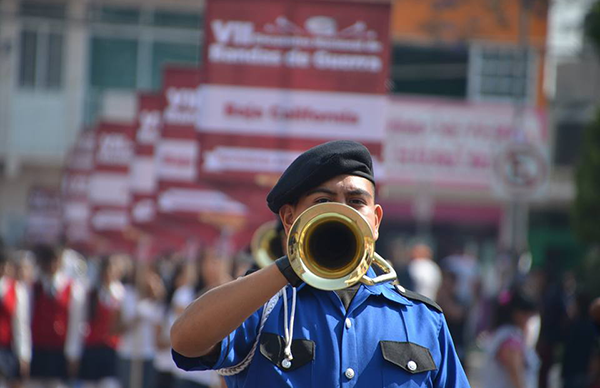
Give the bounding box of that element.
[89,5,141,24]
[90,37,139,89]
[88,5,202,91]
[554,121,585,167]
[390,44,469,98]
[152,10,202,29]
[18,2,65,90]
[468,44,537,104]
[20,1,66,19]
[151,42,200,90]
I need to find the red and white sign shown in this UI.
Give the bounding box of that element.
[383,97,548,192]
[26,187,62,245]
[195,0,390,194]
[62,130,96,249]
[89,122,135,240]
[491,141,549,198]
[131,94,162,226]
[156,67,247,246]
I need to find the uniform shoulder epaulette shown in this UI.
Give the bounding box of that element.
[393,284,443,314]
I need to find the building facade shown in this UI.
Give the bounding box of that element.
[0,0,203,245]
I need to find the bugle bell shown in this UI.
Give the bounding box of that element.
[251,220,285,268]
[287,202,397,290]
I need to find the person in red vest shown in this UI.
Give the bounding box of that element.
[30,244,85,388]
[78,256,124,388]
[0,250,30,388]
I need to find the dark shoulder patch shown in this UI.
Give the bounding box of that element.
[394,284,443,314]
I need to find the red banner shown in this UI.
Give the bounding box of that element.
[197,0,388,187]
[156,67,241,247]
[204,0,390,93]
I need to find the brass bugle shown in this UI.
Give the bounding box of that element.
[251,220,285,268]
[287,202,397,290]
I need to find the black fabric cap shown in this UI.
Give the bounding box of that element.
[267,140,375,213]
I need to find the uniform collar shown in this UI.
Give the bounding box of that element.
[363,282,413,306]
[288,268,413,307]
[361,266,413,307]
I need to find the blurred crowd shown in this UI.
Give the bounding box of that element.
[0,236,597,388]
[0,239,255,388]
[388,239,600,388]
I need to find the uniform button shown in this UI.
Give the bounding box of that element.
[282,359,292,369]
[345,368,355,379]
[345,318,352,329]
[407,360,417,371]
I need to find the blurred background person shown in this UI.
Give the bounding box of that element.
[387,237,414,291]
[407,243,441,301]
[153,260,195,388]
[116,262,164,388]
[436,269,469,370]
[483,288,539,388]
[536,269,573,388]
[560,291,598,388]
[78,256,124,388]
[29,244,85,388]
[171,250,230,388]
[0,249,30,388]
[440,245,481,310]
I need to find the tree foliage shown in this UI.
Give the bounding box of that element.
[585,0,600,52]
[573,108,600,244]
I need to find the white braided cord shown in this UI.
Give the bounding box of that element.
[282,286,297,362]
[216,289,283,376]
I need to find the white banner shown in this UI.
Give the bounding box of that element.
[88,173,131,206]
[130,157,157,194]
[197,85,386,141]
[384,98,547,190]
[158,188,247,215]
[64,201,90,222]
[91,209,129,231]
[202,145,386,180]
[204,147,301,173]
[132,199,156,224]
[156,140,198,182]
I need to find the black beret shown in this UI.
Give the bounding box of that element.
[267,140,375,213]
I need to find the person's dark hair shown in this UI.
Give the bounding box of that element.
[165,262,188,309]
[88,256,112,322]
[492,287,538,329]
[32,244,58,268]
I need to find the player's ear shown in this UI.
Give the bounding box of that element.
[279,204,295,235]
[373,204,383,240]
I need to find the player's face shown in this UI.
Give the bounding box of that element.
[280,174,383,240]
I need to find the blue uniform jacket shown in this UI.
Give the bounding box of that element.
[173,273,471,388]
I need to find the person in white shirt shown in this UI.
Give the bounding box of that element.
[170,257,224,388]
[116,263,164,388]
[29,244,85,388]
[0,250,30,388]
[407,243,442,301]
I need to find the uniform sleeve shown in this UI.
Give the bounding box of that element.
[432,314,471,387]
[172,304,263,372]
[12,282,31,362]
[65,281,86,361]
